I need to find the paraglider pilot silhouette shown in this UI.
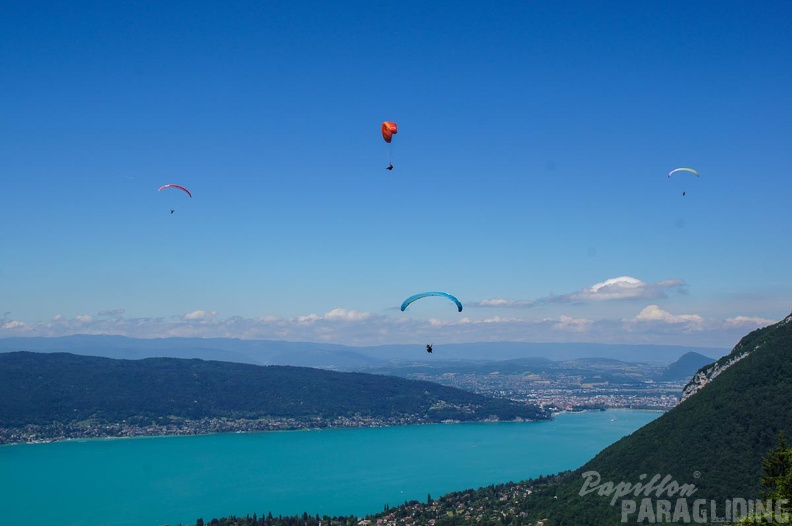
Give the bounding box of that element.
[400,292,463,355]
[382,121,397,170]
[668,168,698,198]
[158,184,192,214]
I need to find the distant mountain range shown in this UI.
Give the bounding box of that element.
[0,334,727,369]
[362,351,716,385]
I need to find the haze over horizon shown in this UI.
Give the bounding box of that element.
[1,1,790,348]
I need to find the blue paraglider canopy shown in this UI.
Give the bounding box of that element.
[400,292,463,313]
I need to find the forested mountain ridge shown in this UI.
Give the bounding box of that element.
[681,314,792,401]
[471,311,792,524]
[0,352,549,440]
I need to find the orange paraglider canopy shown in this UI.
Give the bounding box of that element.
[382,121,398,143]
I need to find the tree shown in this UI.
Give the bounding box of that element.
[761,432,792,503]
[738,433,792,525]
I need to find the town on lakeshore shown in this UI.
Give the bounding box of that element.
[405,368,682,412]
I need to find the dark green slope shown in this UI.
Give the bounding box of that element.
[0,352,548,427]
[524,312,792,524]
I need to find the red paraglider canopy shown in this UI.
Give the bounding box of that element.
[158,184,192,198]
[382,121,398,143]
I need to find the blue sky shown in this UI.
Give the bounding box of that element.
[1,1,790,348]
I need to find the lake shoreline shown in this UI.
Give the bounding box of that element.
[0,413,548,446]
[0,407,664,447]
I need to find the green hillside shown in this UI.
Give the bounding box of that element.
[492,312,792,524]
[0,352,548,433]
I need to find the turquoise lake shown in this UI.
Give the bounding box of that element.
[0,410,660,526]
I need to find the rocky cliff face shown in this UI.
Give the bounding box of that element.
[681,313,792,401]
[681,349,751,401]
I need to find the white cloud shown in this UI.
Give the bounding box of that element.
[322,308,372,322]
[183,310,217,321]
[297,308,374,324]
[468,298,534,308]
[430,316,522,327]
[478,316,522,324]
[98,309,126,317]
[0,305,786,349]
[724,316,775,328]
[553,315,592,332]
[456,316,523,325]
[547,276,685,303]
[620,305,786,345]
[633,305,704,325]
